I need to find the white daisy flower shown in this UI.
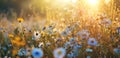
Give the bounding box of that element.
[53,47,66,58]
[77,30,90,39]
[33,31,41,40]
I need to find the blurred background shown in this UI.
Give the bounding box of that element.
[0,0,120,20]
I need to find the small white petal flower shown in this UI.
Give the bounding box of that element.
[38,42,44,48]
[46,42,51,47]
[4,56,7,58]
[33,31,41,40]
[77,30,90,39]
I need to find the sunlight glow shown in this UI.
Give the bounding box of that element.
[105,0,111,4]
[71,0,77,3]
[64,0,70,3]
[87,0,99,5]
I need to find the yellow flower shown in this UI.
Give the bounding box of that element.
[11,36,26,47]
[8,34,14,38]
[17,18,24,23]
[15,36,21,41]
[12,49,18,56]
[20,41,26,46]
[11,40,26,47]
[11,40,17,45]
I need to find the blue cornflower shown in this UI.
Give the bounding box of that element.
[3,47,7,51]
[69,38,75,43]
[7,43,12,48]
[77,44,82,48]
[61,31,69,36]
[73,47,79,56]
[64,42,70,47]
[86,48,93,52]
[18,48,27,56]
[74,43,82,49]
[113,48,120,54]
[72,44,82,56]
[64,42,70,49]
[67,52,74,58]
[32,48,43,58]
[86,56,91,58]
[88,38,98,46]
[53,47,66,58]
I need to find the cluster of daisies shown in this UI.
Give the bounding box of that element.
[0,13,120,58]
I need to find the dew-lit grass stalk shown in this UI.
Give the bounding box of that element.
[19,22,24,39]
[19,23,22,32]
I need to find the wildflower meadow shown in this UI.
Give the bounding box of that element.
[0,0,120,58]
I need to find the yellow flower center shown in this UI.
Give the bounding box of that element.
[58,50,62,55]
[17,18,24,23]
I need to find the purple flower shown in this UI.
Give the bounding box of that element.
[77,30,90,39]
[88,38,98,46]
